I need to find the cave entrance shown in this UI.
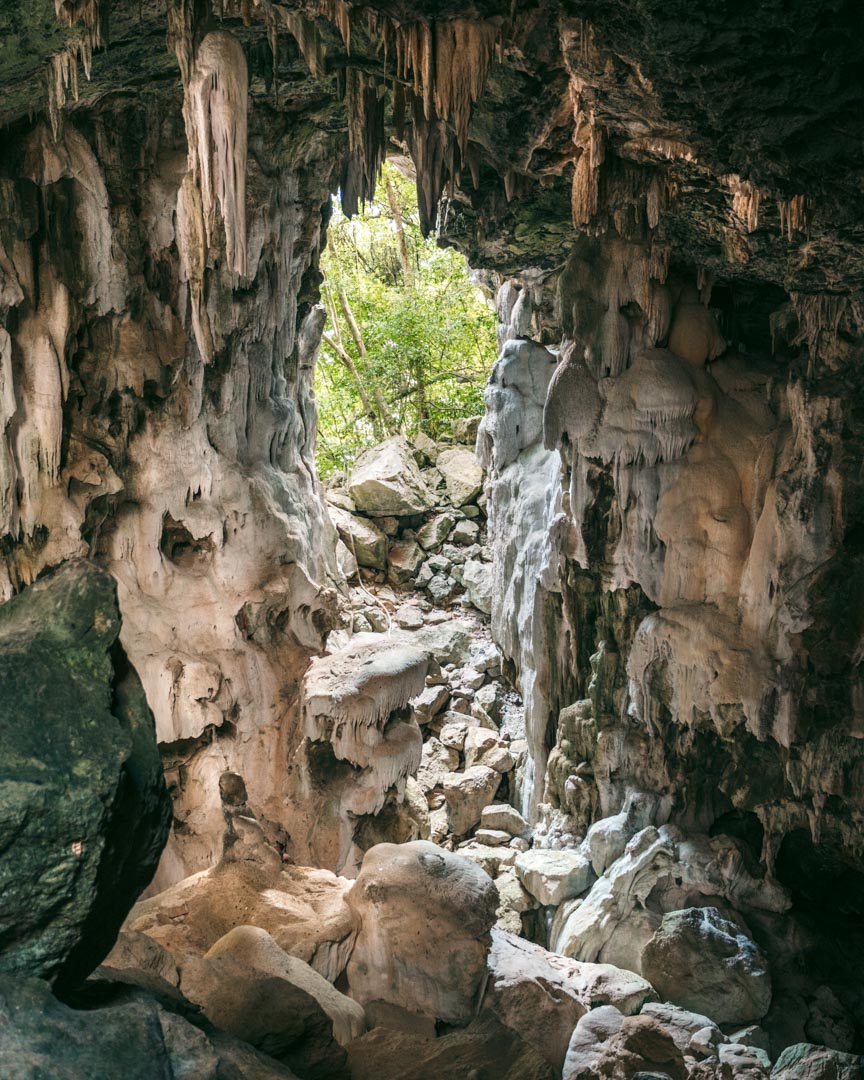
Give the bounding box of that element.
[314,159,497,483]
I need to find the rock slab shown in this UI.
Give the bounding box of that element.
[0,562,171,991]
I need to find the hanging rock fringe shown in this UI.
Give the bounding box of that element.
[47,0,107,139]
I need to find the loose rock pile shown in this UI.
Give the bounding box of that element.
[327,428,493,615]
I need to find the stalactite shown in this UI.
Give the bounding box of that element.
[47,0,105,139]
[571,116,604,227]
[170,18,249,303]
[340,67,387,217]
[778,194,807,241]
[727,174,760,233]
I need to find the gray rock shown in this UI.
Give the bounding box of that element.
[395,620,475,665]
[387,540,425,585]
[335,540,358,580]
[0,974,296,1080]
[463,559,493,614]
[0,562,171,991]
[417,738,460,793]
[411,684,450,723]
[328,506,388,569]
[352,613,374,633]
[416,512,455,551]
[411,431,439,463]
[325,489,355,512]
[514,849,594,907]
[394,605,424,630]
[349,436,435,515]
[480,804,531,838]
[362,608,389,633]
[443,766,502,835]
[436,447,484,506]
[427,574,457,603]
[641,907,771,1025]
[427,553,452,573]
[452,518,480,545]
[771,1043,862,1079]
[461,667,486,690]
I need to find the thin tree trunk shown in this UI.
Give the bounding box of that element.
[321,331,386,438]
[385,175,414,287]
[336,287,396,433]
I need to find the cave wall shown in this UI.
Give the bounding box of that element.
[0,32,347,885]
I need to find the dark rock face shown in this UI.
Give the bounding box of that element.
[0,561,171,991]
[0,973,299,1080]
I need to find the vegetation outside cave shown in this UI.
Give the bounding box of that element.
[315,161,497,479]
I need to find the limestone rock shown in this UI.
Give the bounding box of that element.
[562,1006,688,1080]
[639,1001,725,1052]
[127,859,356,985]
[443,766,502,835]
[515,848,594,906]
[328,507,388,570]
[463,558,494,614]
[416,737,459,793]
[0,562,171,991]
[771,1043,862,1079]
[178,953,349,1079]
[0,973,297,1080]
[349,437,434,515]
[436,446,484,506]
[204,927,365,1046]
[393,619,475,665]
[103,931,180,988]
[452,517,480,544]
[346,1012,555,1080]
[387,540,425,584]
[345,841,498,1024]
[641,907,771,1025]
[485,930,656,1071]
[415,512,455,550]
[481,803,531,838]
[464,727,514,772]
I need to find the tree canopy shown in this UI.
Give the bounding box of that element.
[315,161,496,478]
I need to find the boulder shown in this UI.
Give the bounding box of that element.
[0,973,297,1080]
[394,619,475,665]
[436,447,484,506]
[416,737,460,793]
[394,604,424,629]
[335,539,358,579]
[485,930,656,1071]
[345,841,498,1024]
[481,804,531,838]
[640,1002,724,1052]
[452,518,480,544]
[387,540,425,584]
[415,512,455,550]
[328,507,388,570]
[514,848,594,907]
[204,927,365,1046]
[348,437,435,515]
[126,859,356,984]
[771,1043,862,1079]
[463,558,494,614]
[0,562,171,991]
[178,953,349,1079]
[347,1012,555,1080]
[562,1006,688,1080]
[464,727,514,772]
[410,684,450,723]
[641,907,771,1025]
[443,766,502,835]
[103,931,180,987]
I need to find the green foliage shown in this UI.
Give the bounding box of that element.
[315,162,496,478]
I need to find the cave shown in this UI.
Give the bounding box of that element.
[0,1,863,1077]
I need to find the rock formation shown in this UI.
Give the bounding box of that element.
[1,0,863,1075]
